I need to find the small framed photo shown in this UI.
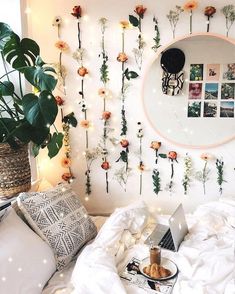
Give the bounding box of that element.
[220,101,234,117]
[206,64,220,81]
[190,64,203,81]
[189,83,202,99]
[203,101,217,117]
[221,83,235,100]
[205,83,218,100]
[187,101,201,117]
[223,63,235,80]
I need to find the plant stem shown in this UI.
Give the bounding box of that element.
[207,16,210,32]
[190,11,192,34]
[77,21,81,49]
[18,71,23,99]
[1,52,10,82]
[202,161,207,195]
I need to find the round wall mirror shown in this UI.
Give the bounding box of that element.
[143,33,235,148]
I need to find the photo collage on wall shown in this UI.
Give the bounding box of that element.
[187,63,235,118]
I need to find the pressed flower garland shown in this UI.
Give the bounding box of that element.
[115,20,138,190]
[52,16,77,183]
[71,4,93,195]
[99,17,111,193]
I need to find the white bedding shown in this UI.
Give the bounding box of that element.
[70,200,235,294]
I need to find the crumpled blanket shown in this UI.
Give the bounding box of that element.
[71,200,235,294]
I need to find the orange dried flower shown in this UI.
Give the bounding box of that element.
[62,172,72,181]
[101,161,110,170]
[80,119,90,128]
[135,5,147,18]
[120,139,129,148]
[77,66,88,77]
[150,141,161,150]
[102,111,111,120]
[200,153,213,161]
[120,20,130,29]
[117,52,128,62]
[204,6,216,17]
[55,40,69,51]
[183,1,198,11]
[61,157,71,168]
[168,151,177,160]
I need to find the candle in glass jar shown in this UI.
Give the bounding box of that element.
[150,246,161,265]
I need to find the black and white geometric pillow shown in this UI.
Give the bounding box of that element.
[17,183,97,270]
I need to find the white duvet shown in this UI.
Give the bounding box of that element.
[71,200,235,294]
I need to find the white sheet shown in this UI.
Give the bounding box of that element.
[71,200,235,294]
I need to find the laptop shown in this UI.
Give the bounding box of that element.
[145,204,188,252]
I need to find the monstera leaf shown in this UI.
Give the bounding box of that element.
[0,81,14,96]
[3,34,40,70]
[24,56,57,92]
[47,132,64,158]
[22,90,58,128]
[0,22,13,50]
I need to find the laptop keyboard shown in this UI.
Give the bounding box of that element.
[159,229,175,251]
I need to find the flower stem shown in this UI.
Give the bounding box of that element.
[207,16,210,32]
[190,11,192,34]
[202,161,207,195]
[77,21,81,49]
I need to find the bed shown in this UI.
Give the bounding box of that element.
[1,188,235,294]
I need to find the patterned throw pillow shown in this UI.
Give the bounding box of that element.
[17,183,97,270]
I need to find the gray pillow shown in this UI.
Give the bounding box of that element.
[17,183,97,270]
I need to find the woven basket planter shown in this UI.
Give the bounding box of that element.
[0,143,31,199]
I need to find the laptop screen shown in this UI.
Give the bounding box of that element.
[168,204,188,251]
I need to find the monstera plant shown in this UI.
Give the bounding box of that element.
[0,22,65,158]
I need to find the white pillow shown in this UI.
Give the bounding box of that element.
[0,208,56,294]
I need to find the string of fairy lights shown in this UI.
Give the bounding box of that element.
[23,2,235,201]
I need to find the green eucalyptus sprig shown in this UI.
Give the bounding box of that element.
[216,158,226,196]
[129,5,147,70]
[152,16,161,52]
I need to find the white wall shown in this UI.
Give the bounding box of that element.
[24,0,235,214]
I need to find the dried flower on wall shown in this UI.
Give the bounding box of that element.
[183,0,198,34]
[129,5,147,70]
[137,122,144,195]
[152,16,161,52]
[71,4,94,195]
[52,16,62,38]
[204,6,216,32]
[195,153,213,195]
[216,158,226,195]
[167,5,184,39]
[150,141,162,195]
[221,5,235,37]
[165,151,178,193]
[182,154,193,195]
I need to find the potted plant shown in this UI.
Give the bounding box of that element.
[0,22,70,198]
